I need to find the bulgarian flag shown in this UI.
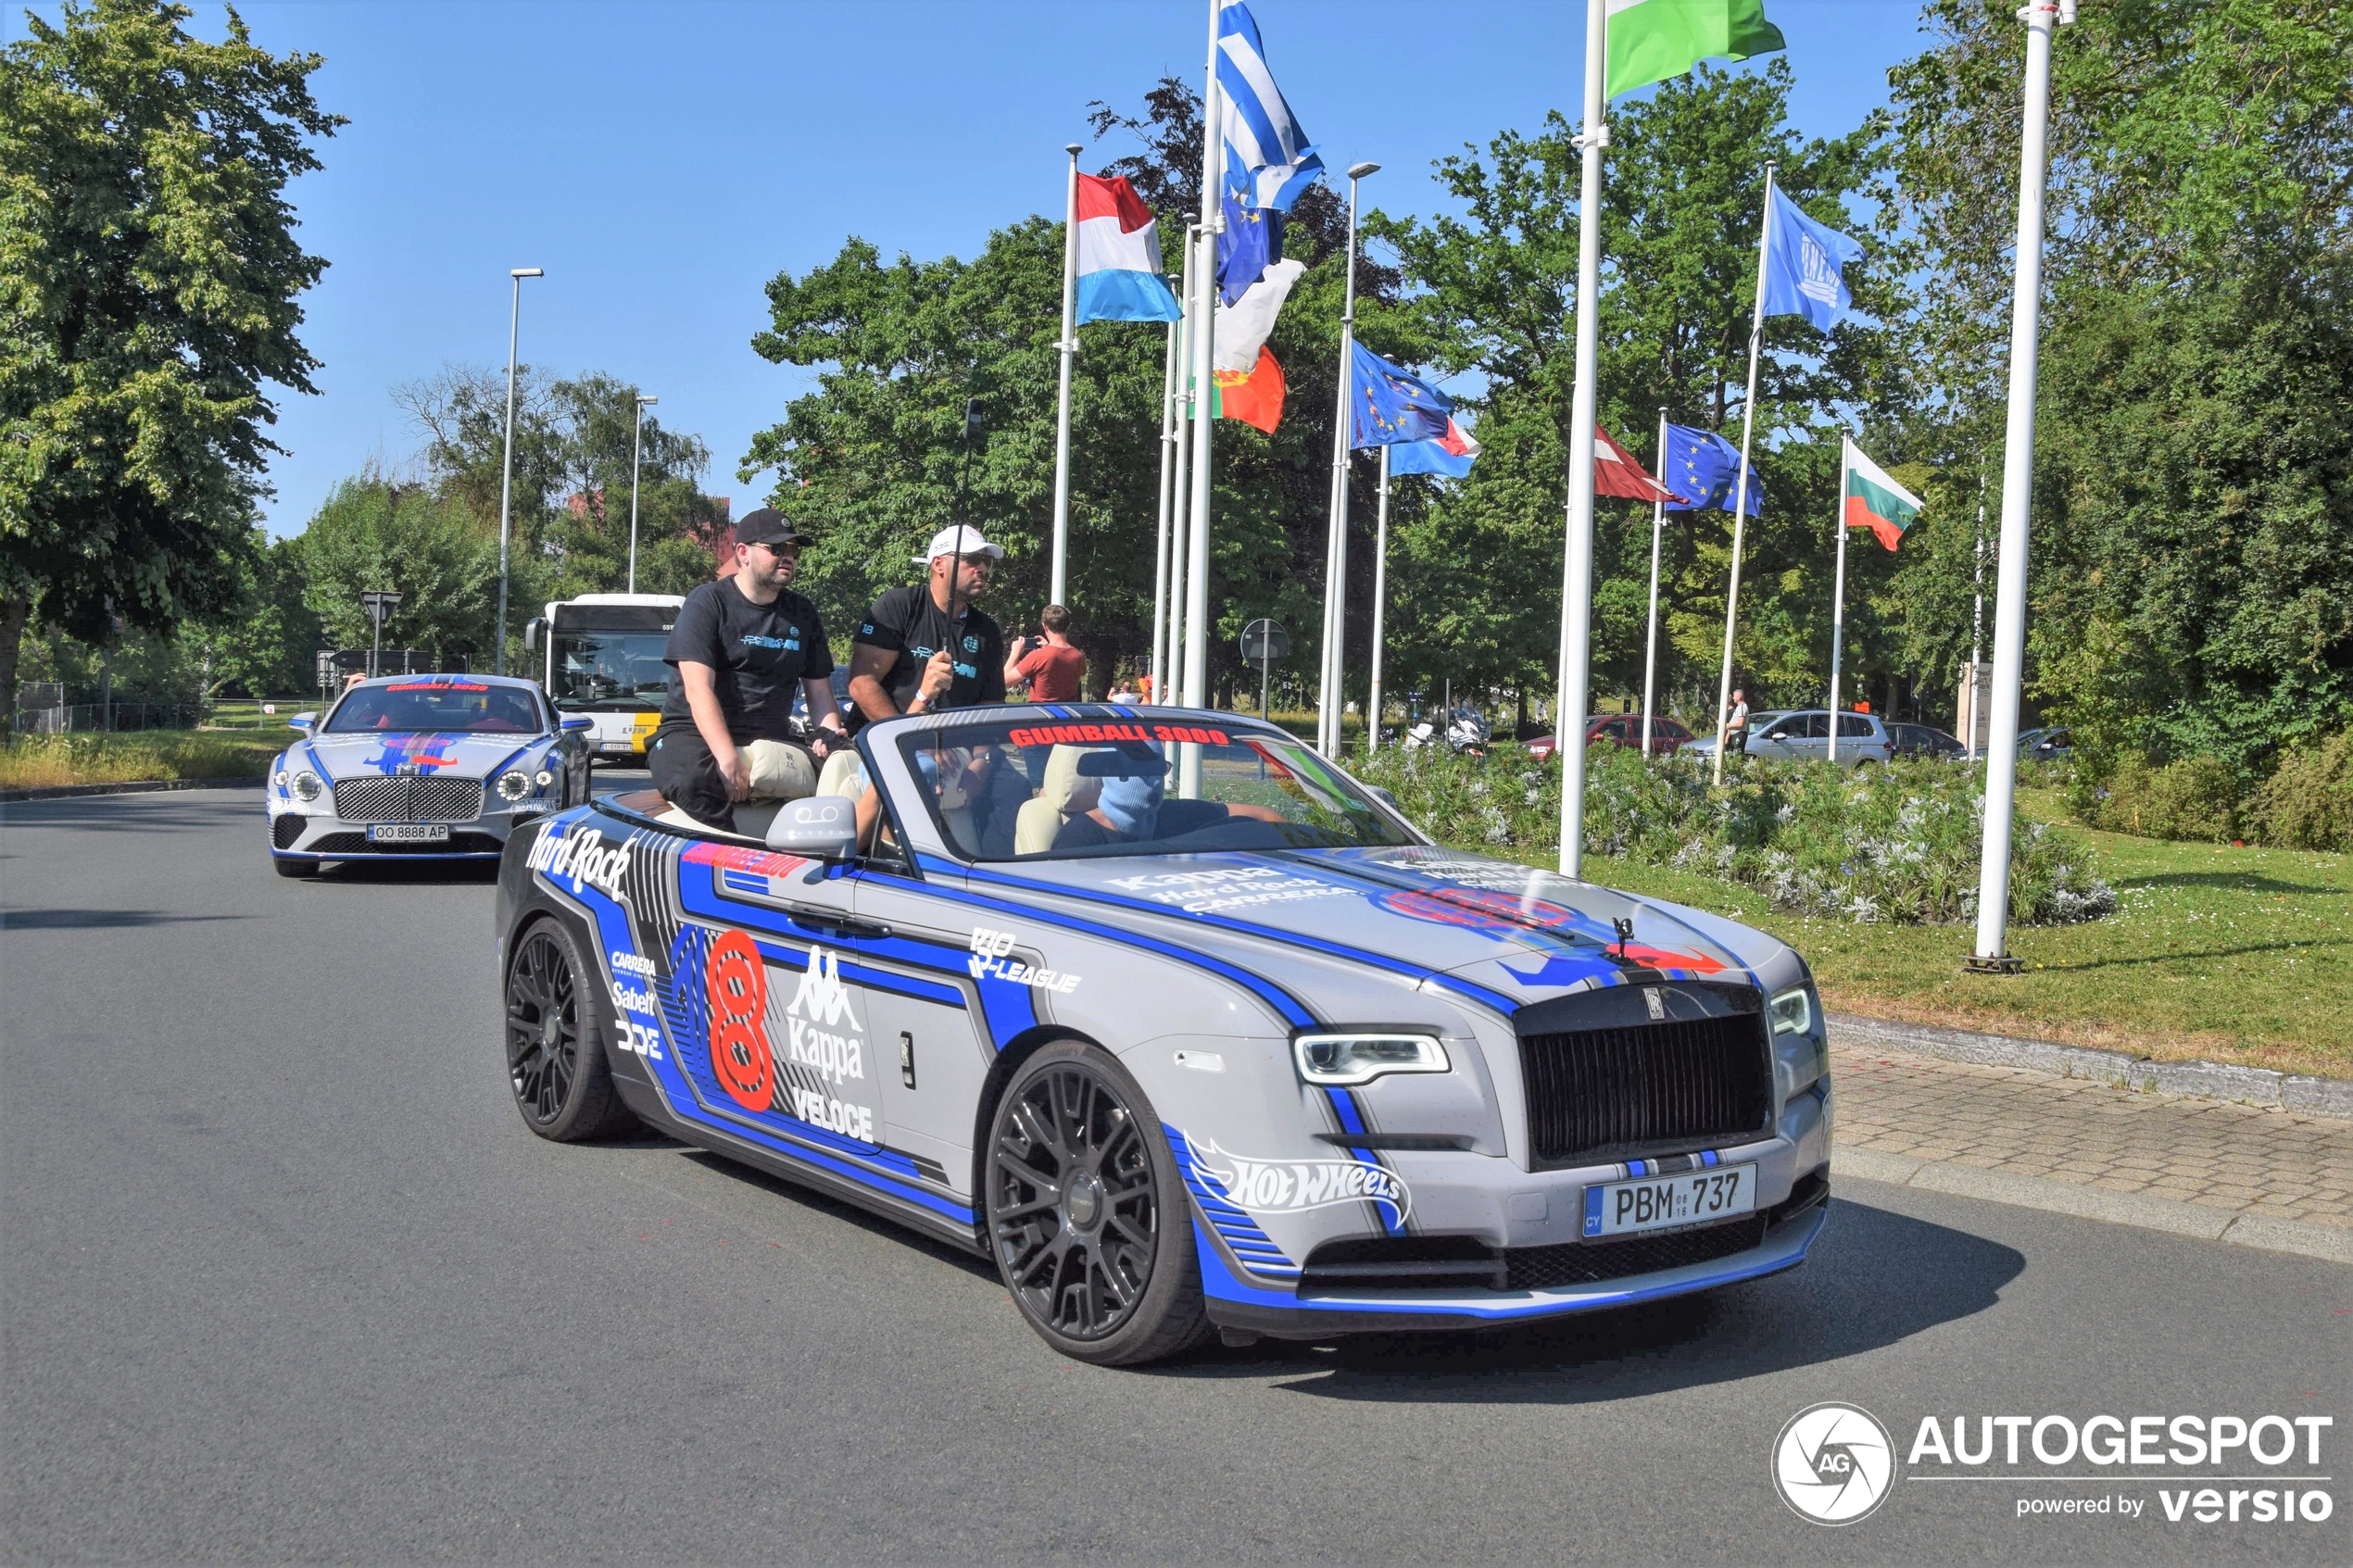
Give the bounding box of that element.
[1843,436,1924,552]
[1206,346,1286,434]
[1605,0,1786,100]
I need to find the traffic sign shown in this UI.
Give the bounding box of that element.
[1239,619,1290,662]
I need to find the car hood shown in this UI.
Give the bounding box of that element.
[967,844,1780,1014]
[301,730,544,780]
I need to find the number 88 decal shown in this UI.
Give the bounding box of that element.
[705,929,774,1111]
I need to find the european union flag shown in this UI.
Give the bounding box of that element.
[1349,343,1452,449]
[1663,423,1761,516]
[1218,188,1282,307]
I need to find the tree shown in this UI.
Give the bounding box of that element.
[539,372,729,599]
[296,474,502,663]
[0,0,338,731]
[193,529,319,695]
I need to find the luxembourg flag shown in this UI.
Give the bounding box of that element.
[1075,174,1182,324]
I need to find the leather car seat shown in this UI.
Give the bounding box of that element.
[1013,746,1101,855]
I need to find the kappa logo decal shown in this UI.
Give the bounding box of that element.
[786,947,861,1032]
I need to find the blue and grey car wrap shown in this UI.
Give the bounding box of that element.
[496,705,1832,1338]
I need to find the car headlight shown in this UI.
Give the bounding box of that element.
[1293,1032,1450,1086]
[496,770,533,802]
[534,770,553,788]
[291,770,323,803]
[1770,985,1828,1095]
[1768,986,1811,1036]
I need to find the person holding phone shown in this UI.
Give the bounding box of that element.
[1003,604,1086,703]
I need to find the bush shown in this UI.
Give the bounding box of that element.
[1349,744,2114,927]
[2072,753,2240,842]
[2246,734,2353,851]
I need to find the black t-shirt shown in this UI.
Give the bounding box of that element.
[659,578,834,744]
[852,584,1006,717]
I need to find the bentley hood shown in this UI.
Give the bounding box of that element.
[302,731,544,781]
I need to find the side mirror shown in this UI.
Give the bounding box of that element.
[1365,784,1403,814]
[766,796,858,862]
[560,715,593,733]
[522,617,546,654]
[288,711,317,734]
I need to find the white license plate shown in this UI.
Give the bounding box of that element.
[1583,1163,1755,1238]
[367,823,450,843]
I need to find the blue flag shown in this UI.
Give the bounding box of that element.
[1760,185,1865,332]
[1217,4,1320,203]
[1217,189,1282,307]
[1662,423,1760,516]
[1388,417,1480,478]
[1348,344,1453,449]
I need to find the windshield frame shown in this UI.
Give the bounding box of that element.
[875,708,1424,866]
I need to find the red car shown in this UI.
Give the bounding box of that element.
[1525,714,1694,759]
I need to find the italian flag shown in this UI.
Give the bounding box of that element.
[1843,437,1923,552]
[1605,0,1786,100]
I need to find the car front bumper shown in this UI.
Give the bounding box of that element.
[267,797,552,861]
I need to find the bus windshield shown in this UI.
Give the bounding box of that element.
[549,630,672,711]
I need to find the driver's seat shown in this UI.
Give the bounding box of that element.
[1012,746,1101,855]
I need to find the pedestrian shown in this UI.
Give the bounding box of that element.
[647,508,845,832]
[1003,604,1086,703]
[1726,687,1751,759]
[845,525,1008,724]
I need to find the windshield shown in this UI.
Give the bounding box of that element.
[550,632,672,711]
[327,682,547,734]
[890,714,1417,861]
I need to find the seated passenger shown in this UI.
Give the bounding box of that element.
[1049,755,1280,852]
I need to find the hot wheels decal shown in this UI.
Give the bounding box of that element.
[1188,1135,1413,1226]
[706,930,774,1111]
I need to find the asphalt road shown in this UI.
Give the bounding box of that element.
[4,787,2347,1566]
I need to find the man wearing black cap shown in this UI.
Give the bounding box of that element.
[648,508,844,830]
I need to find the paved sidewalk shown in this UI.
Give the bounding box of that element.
[1830,1038,2353,1264]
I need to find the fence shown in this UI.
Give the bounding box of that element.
[9,697,320,735]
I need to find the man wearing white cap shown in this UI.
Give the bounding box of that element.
[846,523,1009,725]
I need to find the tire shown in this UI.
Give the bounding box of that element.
[273,857,320,879]
[985,1041,1210,1366]
[503,916,640,1142]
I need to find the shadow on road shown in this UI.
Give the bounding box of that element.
[307,859,502,886]
[673,1148,1000,1282]
[1162,1197,2023,1397]
[1,907,252,929]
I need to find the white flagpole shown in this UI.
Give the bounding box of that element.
[1149,315,1178,704]
[1828,433,1851,765]
[1181,0,1223,797]
[1319,169,1372,758]
[1974,0,2071,969]
[1553,0,1607,878]
[1050,143,1082,606]
[1711,161,1778,786]
[1639,406,1667,760]
[1368,442,1391,749]
[1166,232,1197,706]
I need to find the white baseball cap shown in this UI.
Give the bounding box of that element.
[915,524,1004,564]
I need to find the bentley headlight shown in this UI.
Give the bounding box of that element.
[1293,1032,1450,1086]
[291,770,323,803]
[496,769,533,802]
[534,770,553,788]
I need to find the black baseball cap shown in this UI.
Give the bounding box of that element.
[735,508,799,549]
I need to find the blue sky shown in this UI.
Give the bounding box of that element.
[6,1,1937,536]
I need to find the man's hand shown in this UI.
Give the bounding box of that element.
[717,745,751,803]
[918,648,956,702]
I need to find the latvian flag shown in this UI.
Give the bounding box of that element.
[1593,423,1685,503]
[1843,436,1923,551]
[1075,173,1182,325]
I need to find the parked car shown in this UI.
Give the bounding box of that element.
[1887,721,1967,760]
[496,703,1831,1365]
[2017,726,2072,763]
[1525,714,1695,759]
[268,673,592,876]
[1681,709,1894,769]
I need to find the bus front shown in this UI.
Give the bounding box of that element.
[540,595,684,763]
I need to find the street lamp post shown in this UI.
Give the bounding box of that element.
[629,393,657,594]
[1317,159,1379,759]
[494,267,543,676]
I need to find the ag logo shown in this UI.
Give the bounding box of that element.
[1772,1402,1895,1525]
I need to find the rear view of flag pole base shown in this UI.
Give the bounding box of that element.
[1963,953,2028,976]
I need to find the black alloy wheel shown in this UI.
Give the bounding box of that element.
[503,919,635,1142]
[986,1043,1206,1365]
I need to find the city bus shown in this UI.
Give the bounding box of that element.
[522,594,685,763]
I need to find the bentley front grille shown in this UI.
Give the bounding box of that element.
[330,775,485,823]
[1519,1012,1773,1168]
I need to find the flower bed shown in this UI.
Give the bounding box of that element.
[1349,744,2115,927]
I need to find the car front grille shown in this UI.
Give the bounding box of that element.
[1519,1012,1773,1168]
[272,814,308,848]
[1504,1215,1768,1291]
[331,776,484,823]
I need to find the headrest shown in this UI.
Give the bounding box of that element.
[1038,746,1104,815]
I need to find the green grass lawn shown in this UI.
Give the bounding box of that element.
[1489,787,2351,1079]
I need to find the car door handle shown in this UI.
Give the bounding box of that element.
[772,901,891,942]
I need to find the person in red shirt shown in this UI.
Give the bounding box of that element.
[1004,604,1087,703]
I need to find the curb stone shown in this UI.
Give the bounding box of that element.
[0,775,267,804]
[1832,1146,2353,1265]
[1829,1010,2353,1121]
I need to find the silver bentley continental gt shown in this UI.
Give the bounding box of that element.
[495,704,1831,1364]
[269,673,592,876]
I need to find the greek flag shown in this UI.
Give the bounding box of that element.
[1217,2,1324,212]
